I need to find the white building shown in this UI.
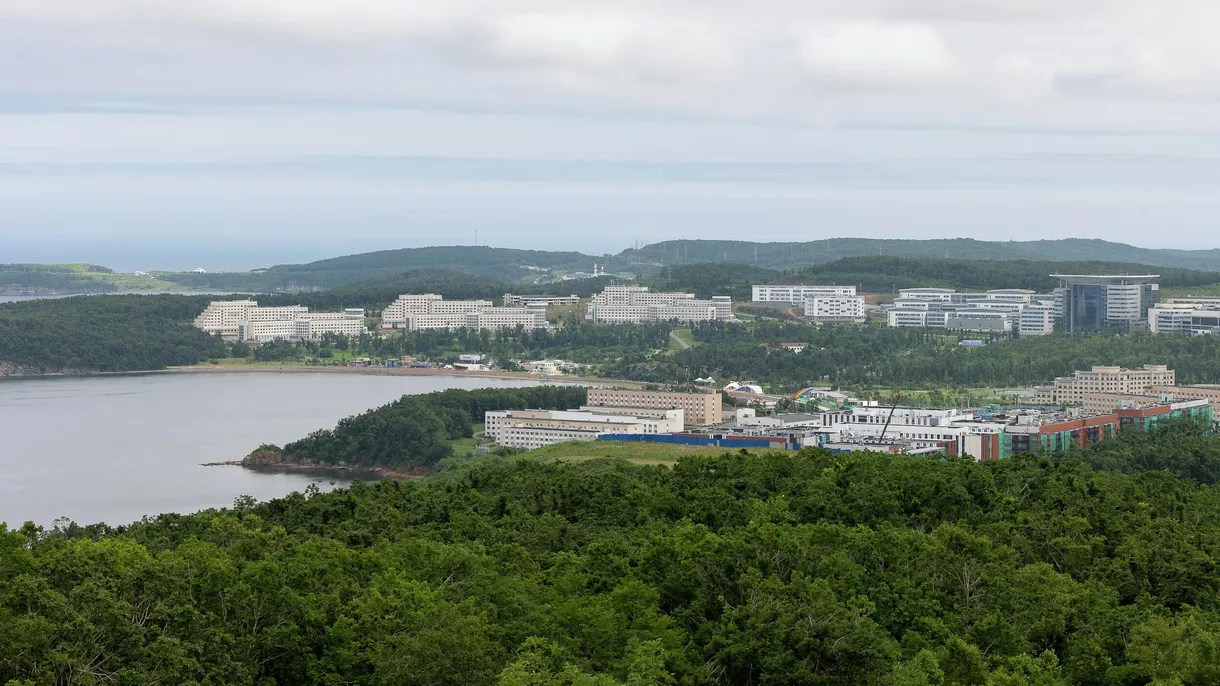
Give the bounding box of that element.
[484,408,682,450]
[1149,305,1220,335]
[1019,304,1056,337]
[381,293,548,331]
[586,286,733,324]
[888,309,929,328]
[804,296,866,324]
[944,311,1013,333]
[752,285,857,306]
[194,301,366,342]
[502,293,580,307]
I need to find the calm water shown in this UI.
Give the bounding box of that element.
[0,373,539,527]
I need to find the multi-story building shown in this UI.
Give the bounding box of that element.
[194,301,366,342]
[484,408,682,450]
[465,307,547,331]
[1044,364,1176,405]
[1018,304,1056,337]
[1148,305,1220,335]
[502,294,581,307]
[586,286,733,324]
[380,294,548,331]
[1052,274,1160,333]
[585,388,722,426]
[886,288,1057,332]
[804,296,866,324]
[752,285,857,306]
[944,311,1013,333]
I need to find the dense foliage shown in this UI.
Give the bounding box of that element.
[9,439,1220,684]
[611,322,1220,390]
[0,295,225,372]
[279,386,589,469]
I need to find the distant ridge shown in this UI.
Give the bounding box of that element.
[619,238,1220,272]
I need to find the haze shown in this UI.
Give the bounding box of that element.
[4,0,1220,271]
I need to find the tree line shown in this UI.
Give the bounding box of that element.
[8,427,1220,683]
[608,322,1220,391]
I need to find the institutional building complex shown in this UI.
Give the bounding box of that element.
[585,388,722,426]
[381,294,548,331]
[751,285,866,325]
[484,408,684,450]
[585,286,733,325]
[1027,365,1177,406]
[194,300,366,342]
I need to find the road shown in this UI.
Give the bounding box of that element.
[669,330,692,350]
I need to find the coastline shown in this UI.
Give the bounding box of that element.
[1,363,646,387]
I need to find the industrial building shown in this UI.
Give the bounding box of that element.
[1053,274,1160,333]
[585,388,722,426]
[380,294,548,331]
[194,301,367,342]
[585,286,734,324]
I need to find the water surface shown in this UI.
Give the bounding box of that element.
[0,372,538,527]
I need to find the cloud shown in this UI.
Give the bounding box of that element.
[2,0,1220,130]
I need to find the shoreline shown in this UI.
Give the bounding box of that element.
[1,362,647,389]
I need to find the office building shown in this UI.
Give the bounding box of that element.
[804,296,867,324]
[465,307,547,331]
[484,408,683,450]
[585,388,722,426]
[1018,304,1056,337]
[944,311,1012,333]
[194,301,366,342]
[1053,274,1160,333]
[586,286,733,324]
[752,285,857,306]
[1148,304,1220,335]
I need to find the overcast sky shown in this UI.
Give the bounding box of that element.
[3,0,1220,270]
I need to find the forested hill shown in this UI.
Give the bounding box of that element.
[9,426,1220,684]
[622,237,1220,271]
[160,246,602,292]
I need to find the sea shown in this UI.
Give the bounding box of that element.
[0,372,540,527]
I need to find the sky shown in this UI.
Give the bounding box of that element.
[3,0,1220,271]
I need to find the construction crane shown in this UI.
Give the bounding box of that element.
[878,392,902,442]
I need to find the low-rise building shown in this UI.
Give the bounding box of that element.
[484,408,680,450]
[502,293,581,307]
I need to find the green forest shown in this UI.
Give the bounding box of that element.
[272,386,589,470]
[605,322,1220,391]
[7,422,1220,684]
[0,295,226,372]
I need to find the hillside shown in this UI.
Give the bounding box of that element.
[622,237,1220,271]
[158,246,607,292]
[0,263,180,295]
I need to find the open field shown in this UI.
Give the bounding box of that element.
[521,440,768,466]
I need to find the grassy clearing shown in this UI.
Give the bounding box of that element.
[522,440,768,466]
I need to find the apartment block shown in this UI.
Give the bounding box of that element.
[585,388,722,426]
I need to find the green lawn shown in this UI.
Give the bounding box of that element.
[521,440,769,466]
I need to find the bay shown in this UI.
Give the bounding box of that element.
[0,372,539,527]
